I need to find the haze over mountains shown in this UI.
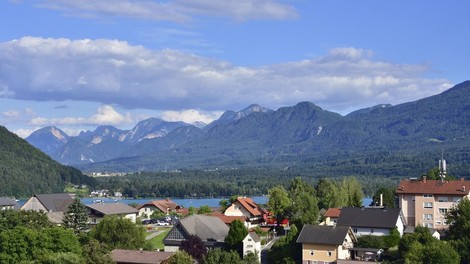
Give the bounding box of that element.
[26,81,470,177]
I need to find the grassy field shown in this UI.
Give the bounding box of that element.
[148,228,171,250]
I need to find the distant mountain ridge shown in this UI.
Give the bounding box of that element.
[27,81,470,178]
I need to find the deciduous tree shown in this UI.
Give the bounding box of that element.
[288,177,319,226]
[89,216,146,250]
[225,219,248,254]
[267,186,291,232]
[180,235,207,263]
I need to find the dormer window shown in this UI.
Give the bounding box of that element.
[423,194,433,198]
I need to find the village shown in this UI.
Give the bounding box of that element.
[1,159,468,264]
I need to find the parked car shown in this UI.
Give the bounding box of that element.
[155,220,169,226]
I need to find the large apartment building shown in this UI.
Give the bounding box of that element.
[396,176,470,229]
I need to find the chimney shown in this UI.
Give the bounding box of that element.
[461,177,465,182]
[380,193,383,207]
[423,176,427,183]
[462,186,466,192]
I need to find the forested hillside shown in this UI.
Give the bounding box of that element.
[0,126,95,197]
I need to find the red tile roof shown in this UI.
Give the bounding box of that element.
[211,212,247,225]
[324,208,341,218]
[396,178,470,195]
[136,199,179,213]
[236,197,264,217]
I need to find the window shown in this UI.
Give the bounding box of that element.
[310,250,314,256]
[439,208,448,214]
[438,197,448,202]
[424,223,434,228]
[423,214,433,220]
[424,202,433,208]
[453,197,461,202]
[436,220,442,225]
[370,229,374,234]
[327,251,332,257]
[353,228,358,233]
[423,194,433,198]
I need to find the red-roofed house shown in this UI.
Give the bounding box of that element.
[137,199,181,219]
[322,208,342,226]
[224,197,266,228]
[396,177,470,229]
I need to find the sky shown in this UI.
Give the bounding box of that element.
[1,0,469,138]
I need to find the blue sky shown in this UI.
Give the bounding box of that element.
[1,0,468,137]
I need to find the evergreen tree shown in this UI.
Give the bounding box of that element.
[370,187,396,208]
[63,198,89,234]
[225,219,248,254]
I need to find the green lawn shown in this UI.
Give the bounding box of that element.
[148,228,171,250]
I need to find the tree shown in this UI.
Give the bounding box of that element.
[316,178,343,209]
[340,176,364,207]
[63,198,88,233]
[89,216,146,250]
[0,209,51,231]
[404,240,459,264]
[180,235,207,263]
[267,186,291,232]
[288,177,319,226]
[446,197,470,263]
[166,250,194,264]
[197,205,212,214]
[81,239,114,264]
[203,249,241,264]
[399,226,436,257]
[370,187,396,208]
[225,219,248,254]
[242,251,260,264]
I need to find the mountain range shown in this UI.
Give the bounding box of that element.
[26,81,470,177]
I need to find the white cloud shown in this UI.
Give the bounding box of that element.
[0,37,452,115]
[162,109,223,124]
[29,105,134,126]
[36,0,297,23]
[2,110,19,118]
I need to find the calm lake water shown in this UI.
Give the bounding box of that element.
[18,196,372,208]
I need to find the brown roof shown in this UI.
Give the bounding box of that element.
[324,208,341,218]
[396,178,470,195]
[111,249,172,264]
[211,212,247,224]
[136,199,179,213]
[235,197,264,217]
[86,203,139,215]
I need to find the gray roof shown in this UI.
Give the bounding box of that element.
[246,232,261,243]
[86,203,139,215]
[35,193,74,212]
[111,249,173,264]
[297,225,353,245]
[179,215,229,242]
[0,197,17,206]
[336,207,401,229]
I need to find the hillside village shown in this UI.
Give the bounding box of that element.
[1,159,469,264]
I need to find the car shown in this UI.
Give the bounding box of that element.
[155,220,169,226]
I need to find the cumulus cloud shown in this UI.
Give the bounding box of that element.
[162,109,223,124]
[0,37,452,114]
[36,0,297,23]
[2,110,20,118]
[29,105,134,126]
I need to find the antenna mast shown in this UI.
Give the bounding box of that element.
[439,150,446,182]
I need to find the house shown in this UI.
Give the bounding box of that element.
[0,197,17,210]
[243,232,261,263]
[224,197,266,227]
[20,193,74,224]
[211,211,248,225]
[336,207,405,237]
[322,208,342,226]
[296,225,356,264]
[396,176,470,229]
[163,214,229,252]
[110,249,173,264]
[21,193,74,212]
[403,226,441,240]
[86,203,139,224]
[137,198,180,219]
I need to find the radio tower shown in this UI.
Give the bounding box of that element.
[439,150,446,182]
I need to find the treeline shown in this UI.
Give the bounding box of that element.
[94,168,399,198]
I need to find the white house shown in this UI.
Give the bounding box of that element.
[86,203,139,224]
[243,232,261,263]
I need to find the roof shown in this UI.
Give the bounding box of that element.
[245,232,261,243]
[211,212,247,224]
[86,203,139,215]
[47,211,65,224]
[324,208,341,218]
[34,193,74,212]
[110,249,172,264]
[234,197,264,217]
[178,215,229,242]
[396,178,470,195]
[336,207,401,229]
[0,197,16,206]
[136,199,179,212]
[296,225,353,245]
